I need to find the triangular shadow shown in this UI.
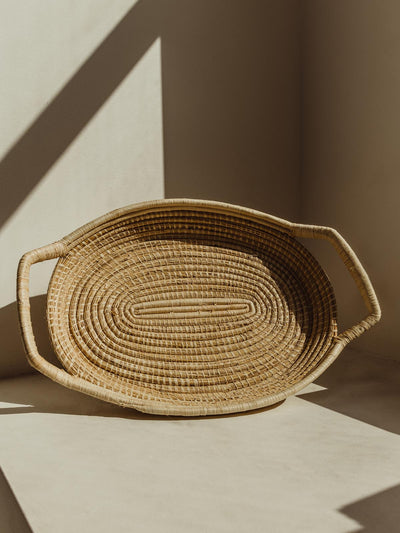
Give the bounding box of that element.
[0,0,159,229]
[339,484,400,532]
[298,348,400,435]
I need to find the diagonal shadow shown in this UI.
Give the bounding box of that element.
[339,484,400,533]
[298,348,400,435]
[0,468,33,533]
[0,0,159,229]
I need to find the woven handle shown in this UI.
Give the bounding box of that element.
[293,224,381,345]
[17,242,67,373]
[16,242,128,406]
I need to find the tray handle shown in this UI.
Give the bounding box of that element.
[17,242,73,378]
[17,242,67,372]
[292,224,381,345]
[17,242,127,406]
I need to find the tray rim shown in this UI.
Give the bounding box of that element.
[60,198,296,252]
[17,198,381,416]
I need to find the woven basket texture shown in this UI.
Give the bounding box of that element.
[17,200,381,415]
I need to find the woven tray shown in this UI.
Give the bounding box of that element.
[17,199,381,416]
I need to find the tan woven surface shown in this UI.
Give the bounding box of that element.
[17,199,381,415]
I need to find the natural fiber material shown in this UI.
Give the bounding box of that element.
[17,199,381,416]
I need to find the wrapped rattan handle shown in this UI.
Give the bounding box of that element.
[17,242,133,407]
[17,242,68,374]
[292,224,381,345]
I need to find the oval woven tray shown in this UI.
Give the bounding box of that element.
[17,199,381,416]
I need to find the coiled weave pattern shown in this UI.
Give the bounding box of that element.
[47,207,337,411]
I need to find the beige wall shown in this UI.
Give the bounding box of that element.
[160,1,301,219]
[302,0,400,360]
[0,0,166,377]
[0,0,300,377]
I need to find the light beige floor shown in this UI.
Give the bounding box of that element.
[0,348,399,533]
